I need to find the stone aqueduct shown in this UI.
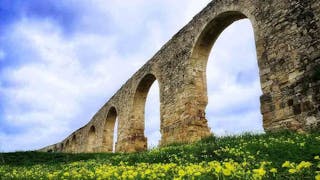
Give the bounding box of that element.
[41,0,320,153]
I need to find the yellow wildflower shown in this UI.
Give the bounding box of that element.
[253,168,266,177]
[315,174,320,180]
[194,172,201,176]
[63,172,70,177]
[222,168,231,176]
[288,168,297,174]
[242,162,248,167]
[297,161,312,170]
[315,156,320,160]
[47,174,54,180]
[270,168,277,173]
[145,169,151,175]
[224,162,235,171]
[282,161,291,168]
[178,169,185,177]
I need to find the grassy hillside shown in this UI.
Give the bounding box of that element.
[0,131,320,179]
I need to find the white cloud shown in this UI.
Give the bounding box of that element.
[0,18,137,151]
[210,111,264,136]
[207,81,261,113]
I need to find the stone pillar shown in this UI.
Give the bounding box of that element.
[255,0,320,132]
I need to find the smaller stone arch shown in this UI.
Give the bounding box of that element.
[70,134,77,153]
[65,140,70,152]
[53,144,58,152]
[60,143,64,152]
[129,73,161,151]
[103,106,118,152]
[87,125,97,152]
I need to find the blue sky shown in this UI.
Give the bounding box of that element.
[0,0,263,152]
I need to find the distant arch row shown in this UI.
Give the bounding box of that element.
[47,73,159,153]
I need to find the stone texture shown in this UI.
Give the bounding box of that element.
[39,0,320,153]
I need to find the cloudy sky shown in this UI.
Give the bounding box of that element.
[0,0,264,152]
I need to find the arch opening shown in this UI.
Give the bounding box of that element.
[113,118,118,152]
[103,107,118,152]
[192,11,264,136]
[71,135,76,153]
[54,145,58,152]
[87,125,96,152]
[65,140,70,152]
[132,74,161,151]
[145,79,161,149]
[60,143,64,152]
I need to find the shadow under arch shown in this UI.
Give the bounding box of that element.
[190,11,263,134]
[103,106,118,152]
[65,139,70,152]
[130,73,161,151]
[70,134,77,152]
[60,143,64,152]
[87,125,96,152]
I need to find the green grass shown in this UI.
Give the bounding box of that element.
[0,131,320,179]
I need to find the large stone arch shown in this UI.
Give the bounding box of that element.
[159,7,260,146]
[102,106,118,152]
[188,11,259,135]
